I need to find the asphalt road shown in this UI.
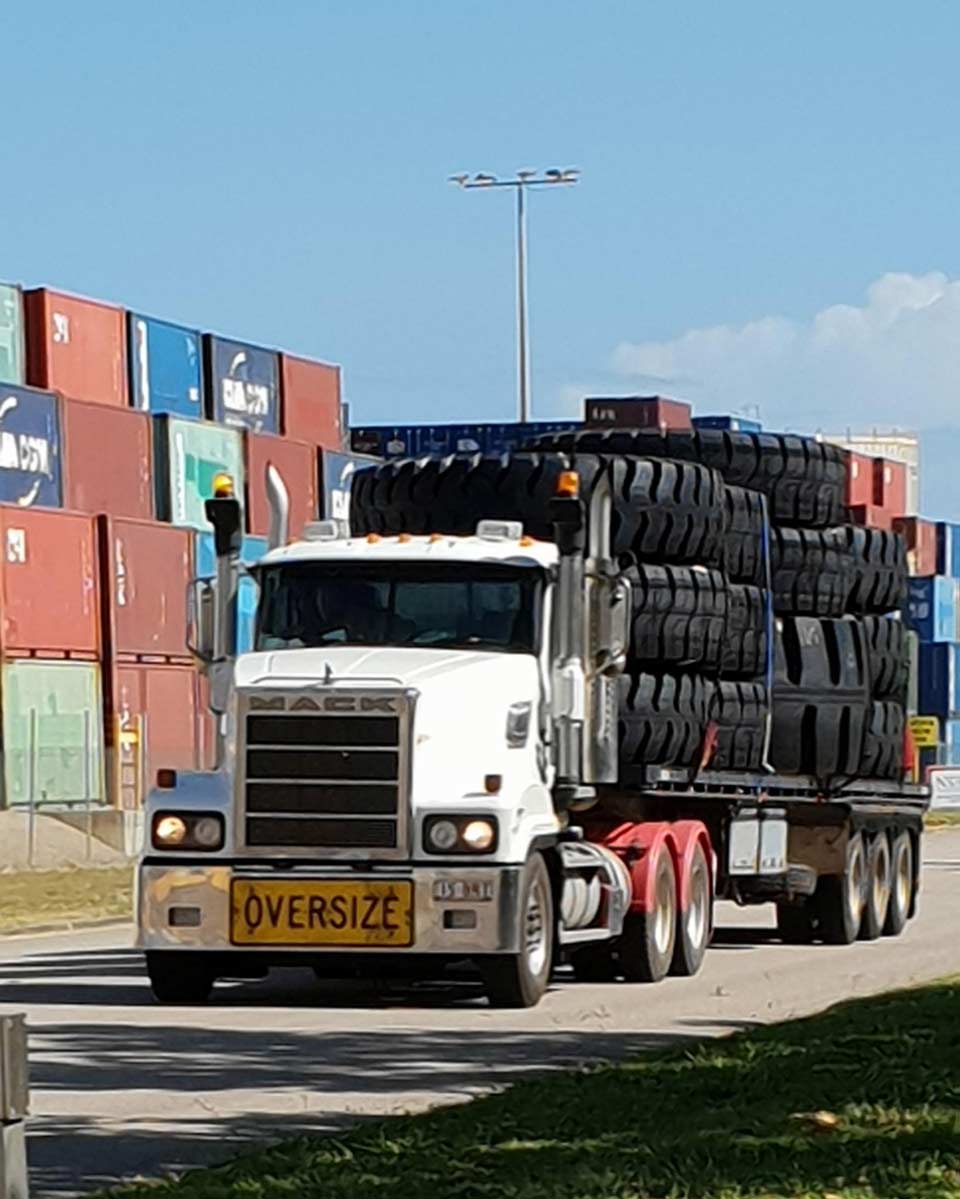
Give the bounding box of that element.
[3,829,959,1198]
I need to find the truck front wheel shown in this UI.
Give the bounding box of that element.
[146,951,215,1004]
[479,854,554,1008]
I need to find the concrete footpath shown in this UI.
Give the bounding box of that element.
[2,829,959,1198]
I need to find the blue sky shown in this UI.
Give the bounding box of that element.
[5,2,960,510]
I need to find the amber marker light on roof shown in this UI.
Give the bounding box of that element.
[211,473,234,498]
[556,470,580,498]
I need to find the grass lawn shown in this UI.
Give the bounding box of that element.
[102,977,960,1199]
[0,866,132,932]
[926,809,960,828]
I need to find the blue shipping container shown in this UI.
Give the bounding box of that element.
[918,643,959,719]
[936,522,960,578]
[204,336,279,433]
[350,420,579,459]
[0,383,62,508]
[195,533,268,655]
[946,719,960,766]
[907,576,959,642]
[321,449,380,526]
[693,415,763,434]
[128,314,204,419]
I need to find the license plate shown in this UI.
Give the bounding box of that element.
[230,879,414,947]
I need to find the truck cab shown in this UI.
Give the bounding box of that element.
[139,470,633,1007]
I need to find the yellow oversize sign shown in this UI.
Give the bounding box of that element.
[231,878,414,947]
[909,716,940,749]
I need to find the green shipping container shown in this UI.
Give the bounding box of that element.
[155,415,245,531]
[0,283,24,384]
[2,661,105,808]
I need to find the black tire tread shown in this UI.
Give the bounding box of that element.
[710,681,768,771]
[619,672,711,771]
[722,583,770,679]
[626,563,726,672]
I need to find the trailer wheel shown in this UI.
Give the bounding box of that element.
[883,830,913,937]
[146,951,214,1004]
[859,833,892,941]
[619,847,677,983]
[670,844,711,976]
[479,853,554,1008]
[776,901,817,944]
[815,833,866,945]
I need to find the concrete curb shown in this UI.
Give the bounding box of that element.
[0,915,132,939]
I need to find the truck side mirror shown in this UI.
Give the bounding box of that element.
[186,578,216,664]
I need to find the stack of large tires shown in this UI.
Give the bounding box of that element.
[351,427,909,787]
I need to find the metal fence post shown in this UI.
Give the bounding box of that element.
[0,1013,29,1198]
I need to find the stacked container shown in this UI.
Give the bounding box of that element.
[350,419,579,459]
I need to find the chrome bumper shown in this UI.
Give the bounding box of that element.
[137,862,523,955]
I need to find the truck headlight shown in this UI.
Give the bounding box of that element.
[152,811,224,852]
[424,816,499,855]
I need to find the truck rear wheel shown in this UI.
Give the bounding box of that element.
[815,833,866,945]
[479,854,554,1008]
[776,901,817,944]
[670,843,711,977]
[859,833,892,941]
[146,951,214,1004]
[619,846,676,982]
[883,830,913,937]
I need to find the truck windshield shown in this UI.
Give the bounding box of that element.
[255,561,542,654]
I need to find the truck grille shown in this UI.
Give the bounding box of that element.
[239,691,411,857]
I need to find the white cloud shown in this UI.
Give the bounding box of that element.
[610,271,960,431]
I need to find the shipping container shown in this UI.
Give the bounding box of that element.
[584,396,692,432]
[203,335,279,433]
[848,504,893,531]
[0,507,99,656]
[918,643,960,719]
[349,420,577,459]
[936,522,960,578]
[1,659,105,808]
[105,662,198,809]
[0,283,24,385]
[873,457,907,517]
[845,451,874,508]
[906,576,958,643]
[154,416,244,531]
[692,415,762,433]
[245,432,317,539]
[195,534,267,655]
[61,397,153,519]
[128,313,204,419]
[823,431,920,517]
[893,516,937,577]
[24,289,127,407]
[0,383,62,508]
[907,629,919,715]
[280,354,341,448]
[98,516,192,661]
[320,448,381,528]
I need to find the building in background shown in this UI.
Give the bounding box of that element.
[818,430,920,516]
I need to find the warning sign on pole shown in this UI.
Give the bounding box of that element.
[909,715,940,748]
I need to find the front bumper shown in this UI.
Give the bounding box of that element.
[137,862,524,955]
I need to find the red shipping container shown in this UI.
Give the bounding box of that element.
[24,289,127,408]
[98,516,193,661]
[105,663,198,808]
[281,354,342,448]
[848,504,893,531]
[893,516,937,577]
[584,396,692,431]
[845,452,874,508]
[0,507,99,656]
[245,432,318,539]
[62,398,153,519]
[873,457,907,518]
[196,672,216,771]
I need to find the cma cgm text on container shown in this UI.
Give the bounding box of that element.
[204,335,279,434]
[0,383,61,507]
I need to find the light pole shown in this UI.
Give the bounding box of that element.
[450,169,580,424]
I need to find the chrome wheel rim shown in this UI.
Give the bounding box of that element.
[686,867,707,950]
[653,866,674,957]
[873,842,890,915]
[847,840,865,927]
[895,842,911,914]
[525,877,549,977]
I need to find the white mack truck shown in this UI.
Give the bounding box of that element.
[138,463,928,1007]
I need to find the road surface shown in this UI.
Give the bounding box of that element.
[3,829,959,1198]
